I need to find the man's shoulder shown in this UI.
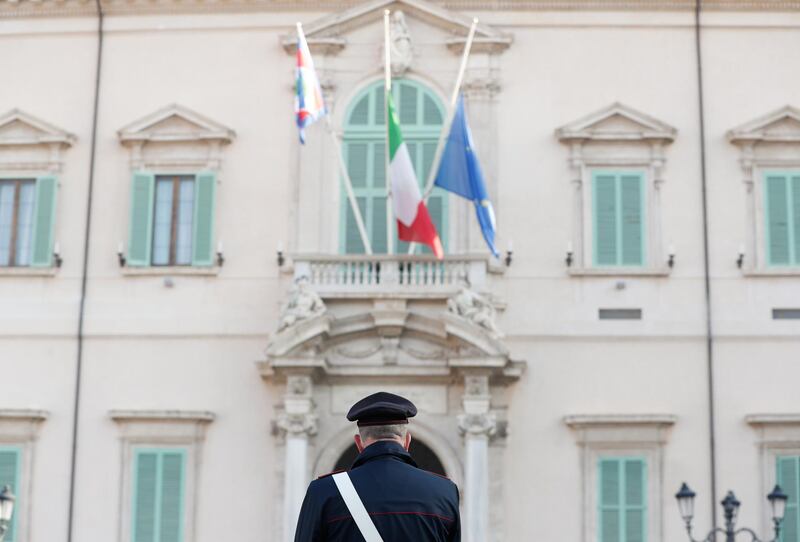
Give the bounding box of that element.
[305,469,343,498]
[415,468,459,493]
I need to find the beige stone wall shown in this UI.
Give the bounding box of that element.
[0,3,799,542]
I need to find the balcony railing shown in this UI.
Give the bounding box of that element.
[292,254,492,297]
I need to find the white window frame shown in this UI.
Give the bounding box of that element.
[0,110,73,277]
[556,103,676,276]
[0,409,47,542]
[728,106,800,275]
[117,104,233,277]
[747,414,800,538]
[110,410,214,542]
[565,414,676,542]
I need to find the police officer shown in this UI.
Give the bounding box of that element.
[294,391,461,541]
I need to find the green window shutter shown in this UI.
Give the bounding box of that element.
[350,95,369,125]
[344,197,367,254]
[620,175,644,266]
[594,174,618,266]
[128,172,155,267]
[159,452,185,542]
[423,95,443,125]
[0,448,20,542]
[133,449,186,542]
[30,175,58,267]
[600,459,621,542]
[399,83,418,125]
[372,143,385,188]
[624,459,647,542]
[191,172,216,267]
[347,143,368,188]
[372,196,388,254]
[599,457,647,542]
[766,175,791,266]
[134,451,158,542]
[778,456,799,542]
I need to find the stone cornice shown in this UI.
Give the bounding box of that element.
[5,0,800,19]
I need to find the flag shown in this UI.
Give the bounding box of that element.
[387,93,444,259]
[295,24,326,144]
[434,95,498,257]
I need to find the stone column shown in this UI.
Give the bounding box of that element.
[458,374,496,542]
[276,375,317,542]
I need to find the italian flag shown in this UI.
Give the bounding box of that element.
[387,93,444,259]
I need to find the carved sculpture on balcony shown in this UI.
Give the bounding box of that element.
[389,11,413,77]
[447,283,501,337]
[278,276,327,331]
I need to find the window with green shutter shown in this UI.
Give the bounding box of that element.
[0,447,21,542]
[599,457,647,542]
[341,80,447,254]
[127,172,216,267]
[592,171,646,267]
[778,456,800,542]
[132,448,186,542]
[0,177,57,268]
[764,172,800,266]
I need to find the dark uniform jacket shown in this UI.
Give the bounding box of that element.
[294,441,461,541]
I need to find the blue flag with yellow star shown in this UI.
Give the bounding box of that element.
[434,94,498,257]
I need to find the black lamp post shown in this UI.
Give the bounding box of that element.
[676,482,788,542]
[0,485,16,542]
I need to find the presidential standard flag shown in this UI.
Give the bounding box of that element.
[294,24,326,144]
[434,95,498,257]
[388,93,444,259]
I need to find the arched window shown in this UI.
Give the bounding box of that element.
[341,80,447,254]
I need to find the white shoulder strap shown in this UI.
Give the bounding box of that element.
[332,472,385,542]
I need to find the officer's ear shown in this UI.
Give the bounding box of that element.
[403,431,412,451]
[354,433,365,452]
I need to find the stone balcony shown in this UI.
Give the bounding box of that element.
[290,253,497,298]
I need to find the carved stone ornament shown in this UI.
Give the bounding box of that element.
[458,412,497,437]
[389,11,413,77]
[447,284,502,337]
[278,276,327,331]
[275,411,318,438]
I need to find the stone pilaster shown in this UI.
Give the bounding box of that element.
[458,374,496,542]
[276,375,317,542]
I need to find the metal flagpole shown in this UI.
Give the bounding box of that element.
[384,9,394,255]
[407,17,478,254]
[326,117,373,254]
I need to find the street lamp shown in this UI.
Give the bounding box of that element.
[0,485,15,542]
[675,483,788,542]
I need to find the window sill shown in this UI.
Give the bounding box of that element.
[121,266,220,277]
[568,266,672,277]
[742,268,800,277]
[0,267,58,277]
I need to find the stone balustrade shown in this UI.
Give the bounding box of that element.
[291,254,493,297]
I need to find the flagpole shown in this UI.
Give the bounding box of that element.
[407,17,478,254]
[384,9,394,255]
[296,22,373,254]
[423,17,477,202]
[326,117,373,255]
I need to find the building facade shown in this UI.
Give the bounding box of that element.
[1,1,800,541]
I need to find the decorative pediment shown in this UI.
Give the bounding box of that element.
[281,0,512,55]
[260,306,523,384]
[0,109,75,172]
[727,106,800,145]
[118,104,235,145]
[0,109,75,147]
[556,102,677,144]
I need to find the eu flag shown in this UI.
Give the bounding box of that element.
[433,94,498,257]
